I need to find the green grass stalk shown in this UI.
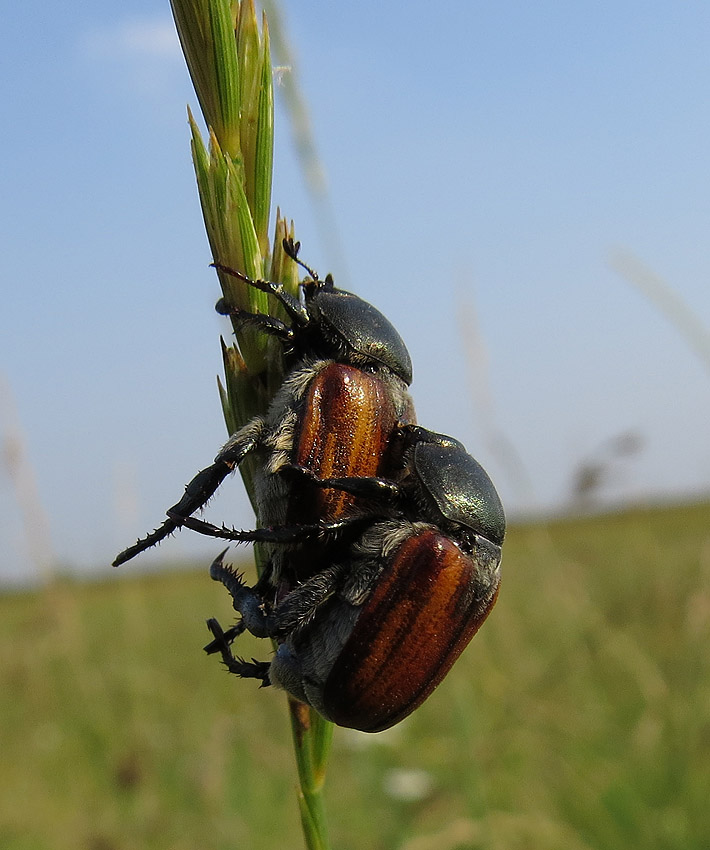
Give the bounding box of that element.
[169,0,332,845]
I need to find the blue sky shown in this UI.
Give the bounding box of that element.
[1,1,710,583]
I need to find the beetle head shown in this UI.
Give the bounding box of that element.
[411,443,506,547]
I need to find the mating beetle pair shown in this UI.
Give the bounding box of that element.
[113,239,505,732]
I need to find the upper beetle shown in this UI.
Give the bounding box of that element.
[113,239,415,578]
[206,425,505,733]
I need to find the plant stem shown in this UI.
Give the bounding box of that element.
[169,1,333,846]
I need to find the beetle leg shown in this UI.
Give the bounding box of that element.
[209,550,346,638]
[111,517,182,568]
[175,516,322,543]
[205,619,271,685]
[211,262,309,327]
[167,418,265,519]
[281,237,322,284]
[168,515,244,540]
[283,463,402,503]
[222,654,271,684]
[214,302,295,345]
[208,551,278,638]
[271,564,345,634]
[112,419,266,567]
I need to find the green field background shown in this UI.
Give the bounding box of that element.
[2,501,708,850]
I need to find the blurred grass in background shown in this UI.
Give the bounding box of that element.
[2,500,709,850]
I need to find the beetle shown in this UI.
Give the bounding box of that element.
[113,238,415,579]
[205,424,505,733]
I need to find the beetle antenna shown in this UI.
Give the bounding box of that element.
[283,237,320,282]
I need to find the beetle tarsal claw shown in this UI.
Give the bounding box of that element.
[222,654,271,686]
[209,550,240,584]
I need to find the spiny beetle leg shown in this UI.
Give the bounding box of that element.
[214,302,295,344]
[167,424,262,519]
[282,237,321,282]
[112,460,234,566]
[112,422,263,567]
[175,515,321,544]
[209,551,277,639]
[283,462,402,503]
[205,619,271,685]
[180,514,372,545]
[211,261,308,327]
[111,517,179,567]
[225,654,272,685]
[208,551,348,639]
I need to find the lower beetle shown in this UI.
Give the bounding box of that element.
[206,425,505,732]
